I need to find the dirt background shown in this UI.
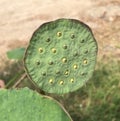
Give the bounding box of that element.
[0,0,120,74]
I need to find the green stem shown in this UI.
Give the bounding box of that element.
[5,70,24,89]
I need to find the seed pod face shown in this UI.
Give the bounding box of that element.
[24,18,98,94]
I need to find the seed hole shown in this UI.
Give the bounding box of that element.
[46,38,50,42]
[73,51,78,56]
[59,81,64,85]
[57,32,62,37]
[81,72,86,76]
[84,50,88,54]
[56,70,60,74]
[48,61,54,65]
[62,57,67,63]
[63,45,67,49]
[64,70,69,75]
[42,72,46,76]
[36,61,40,65]
[73,64,78,69]
[38,48,43,53]
[83,59,88,65]
[52,48,56,53]
[71,34,75,39]
[70,78,74,83]
[81,39,85,43]
[49,79,53,84]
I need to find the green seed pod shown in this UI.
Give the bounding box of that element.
[24,18,98,94]
[0,88,72,121]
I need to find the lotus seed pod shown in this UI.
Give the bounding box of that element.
[0,88,72,121]
[24,18,98,94]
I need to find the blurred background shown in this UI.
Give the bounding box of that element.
[0,0,120,121]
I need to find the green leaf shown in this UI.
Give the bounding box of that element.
[0,88,72,121]
[7,47,25,60]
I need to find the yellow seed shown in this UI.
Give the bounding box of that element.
[70,78,74,83]
[83,59,88,64]
[64,70,69,75]
[73,64,78,69]
[49,79,53,84]
[59,81,64,85]
[62,58,67,63]
[38,48,43,53]
[52,48,56,53]
[57,32,62,37]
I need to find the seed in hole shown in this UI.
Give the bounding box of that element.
[38,48,43,53]
[42,72,46,76]
[83,59,88,64]
[62,57,67,63]
[71,34,75,39]
[56,70,60,74]
[64,70,69,75]
[59,81,64,85]
[48,61,54,65]
[49,79,53,84]
[70,78,74,83]
[52,48,56,53]
[73,64,78,69]
[36,61,40,65]
[46,38,50,42]
[81,39,85,43]
[63,45,67,49]
[81,72,85,76]
[57,32,62,37]
[73,51,78,56]
[84,50,88,54]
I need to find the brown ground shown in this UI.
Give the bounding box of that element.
[0,0,120,74]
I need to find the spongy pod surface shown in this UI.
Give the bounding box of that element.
[24,18,98,94]
[0,88,72,121]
